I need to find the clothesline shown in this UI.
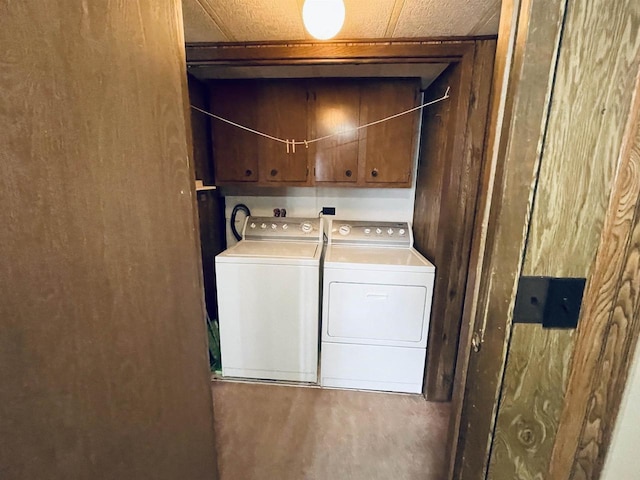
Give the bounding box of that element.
[191,86,450,153]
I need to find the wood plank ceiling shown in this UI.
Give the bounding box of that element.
[181,0,501,43]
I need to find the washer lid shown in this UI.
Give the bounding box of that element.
[324,245,435,272]
[216,240,320,264]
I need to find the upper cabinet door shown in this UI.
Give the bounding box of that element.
[257,80,310,184]
[308,80,360,184]
[359,79,420,186]
[210,80,260,183]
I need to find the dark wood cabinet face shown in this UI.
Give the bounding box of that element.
[359,79,420,186]
[309,80,360,184]
[257,80,309,184]
[210,81,260,183]
[208,78,419,188]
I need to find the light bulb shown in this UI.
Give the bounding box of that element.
[302,0,345,40]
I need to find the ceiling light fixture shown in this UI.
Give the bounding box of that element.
[302,0,345,40]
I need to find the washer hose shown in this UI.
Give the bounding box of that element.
[230,204,251,241]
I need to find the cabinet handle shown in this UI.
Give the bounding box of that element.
[245,169,253,177]
[345,169,352,177]
[270,169,278,177]
[371,169,379,178]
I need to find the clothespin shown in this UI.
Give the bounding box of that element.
[286,139,290,154]
[292,139,296,154]
[304,140,309,149]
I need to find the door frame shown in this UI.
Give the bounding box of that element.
[447,0,570,476]
[448,0,640,478]
[185,37,495,476]
[187,36,495,390]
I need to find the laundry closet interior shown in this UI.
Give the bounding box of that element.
[187,39,495,405]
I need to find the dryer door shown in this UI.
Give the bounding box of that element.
[323,269,433,348]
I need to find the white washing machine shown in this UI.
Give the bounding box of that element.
[320,219,435,394]
[215,216,323,383]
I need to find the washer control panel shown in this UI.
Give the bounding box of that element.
[243,216,322,242]
[328,220,412,247]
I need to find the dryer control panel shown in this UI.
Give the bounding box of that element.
[243,216,323,242]
[328,220,413,247]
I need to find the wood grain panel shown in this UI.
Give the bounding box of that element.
[359,78,420,186]
[428,41,495,400]
[188,74,215,184]
[523,1,640,277]
[451,0,567,477]
[549,64,640,480]
[210,80,261,183]
[413,64,460,262]
[487,326,574,480]
[412,40,496,401]
[489,1,640,479]
[186,40,478,65]
[197,191,226,319]
[0,2,217,479]
[257,80,310,184]
[309,80,361,183]
[448,9,523,466]
[189,78,226,321]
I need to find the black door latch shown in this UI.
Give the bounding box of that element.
[513,276,586,328]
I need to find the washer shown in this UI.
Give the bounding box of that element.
[320,219,435,394]
[215,216,323,383]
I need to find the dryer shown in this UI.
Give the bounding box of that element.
[215,216,323,383]
[320,220,435,394]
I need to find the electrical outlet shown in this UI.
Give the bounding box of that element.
[322,207,336,215]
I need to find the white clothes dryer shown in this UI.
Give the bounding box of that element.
[215,216,323,383]
[320,219,435,394]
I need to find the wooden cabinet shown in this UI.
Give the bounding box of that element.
[256,81,309,184]
[210,80,260,183]
[210,80,309,186]
[359,79,420,186]
[308,80,361,184]
[209,78,419,187]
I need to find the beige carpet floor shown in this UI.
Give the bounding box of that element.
[211,381,450,480]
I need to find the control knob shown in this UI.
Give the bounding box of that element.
[250,223,256,229]
[301,222,313,234]
[364,228,371,235]
[399,228,406,236]
[282,224,289,230]
[338,225,351,236]
[375,228,382,235]
[271,224,277,230]
[260,223,267,229]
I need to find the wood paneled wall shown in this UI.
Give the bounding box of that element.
[188,75,226,319]
[413,40,496,401]
[487,0,640,478]
[549,63,640,480]
[188,74,216,185]
[0,3,218,479]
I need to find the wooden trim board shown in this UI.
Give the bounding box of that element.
[449,0,567,477]
[186,39,482,65]
[414,40,496,401]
